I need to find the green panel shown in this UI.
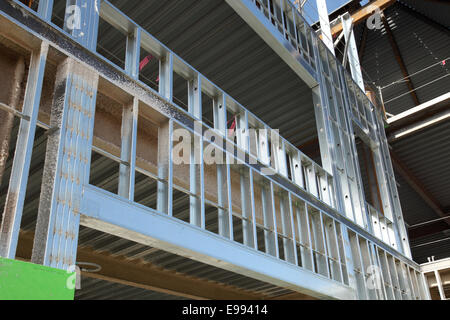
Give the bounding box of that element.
[0,257,75,300]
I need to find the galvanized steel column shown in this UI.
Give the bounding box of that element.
[31,58,98,270]
[341,13,365,91]
[0,43,48,259]
[311,37,360,298]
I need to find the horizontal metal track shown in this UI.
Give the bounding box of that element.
[80,184,355,300]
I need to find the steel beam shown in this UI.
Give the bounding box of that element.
[316,0,335,55]
[341,13,364,91]
[80,184,355,300]
[389,109,450,141]
[387,92,450,126]
[373,114,410,256]
[421,257,450,273]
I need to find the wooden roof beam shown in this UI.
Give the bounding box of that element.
[381,13,421,106]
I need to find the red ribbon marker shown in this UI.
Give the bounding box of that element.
[139,55,153,71]
[228,116,237,137]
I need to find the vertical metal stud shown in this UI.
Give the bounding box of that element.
[379,250,396,300]
[369,243,387,300]
[64,0,99,51]
[190,121,205,228]
[226,154,234,241]
[275,140,288,177]
[291,151,304,189]
[38,0,54,21]
[249,169,258,250]
[217,160,229,238]
[240,167,254,248]
[0,43,49,259]
[188,75,202,120]
[279,193,295,264]
[159,52,173,102]
[410,270,421,300]
[125,28,141,80]
[86,0,100,51]
[261,183,277,257]
[199,123,205,229]
[386,254,402,300]
[323,217,342,282]
[287,193,299,265]
[187,74,203,227]
[295,201,314,271]
[306,163,319,198]
[318,172,332,205]
[270,181,280,258]
[118,97,139,201]
[189,132,201,226]
[308,207,328,277]
[157,120,172,216]
[258,126,270,166]
[412,270,426,300]
[420,272,432,300]
[399,262,414,300]
[392,260,407,300]
[213,93,227,136]
[319,211,331,278]
[214,93,229,237]
[406,266,418,300]
[341,13,364,91]
[237,111,250,153]
[349,232,368,299]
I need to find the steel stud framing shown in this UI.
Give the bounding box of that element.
[0,0,427,300]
